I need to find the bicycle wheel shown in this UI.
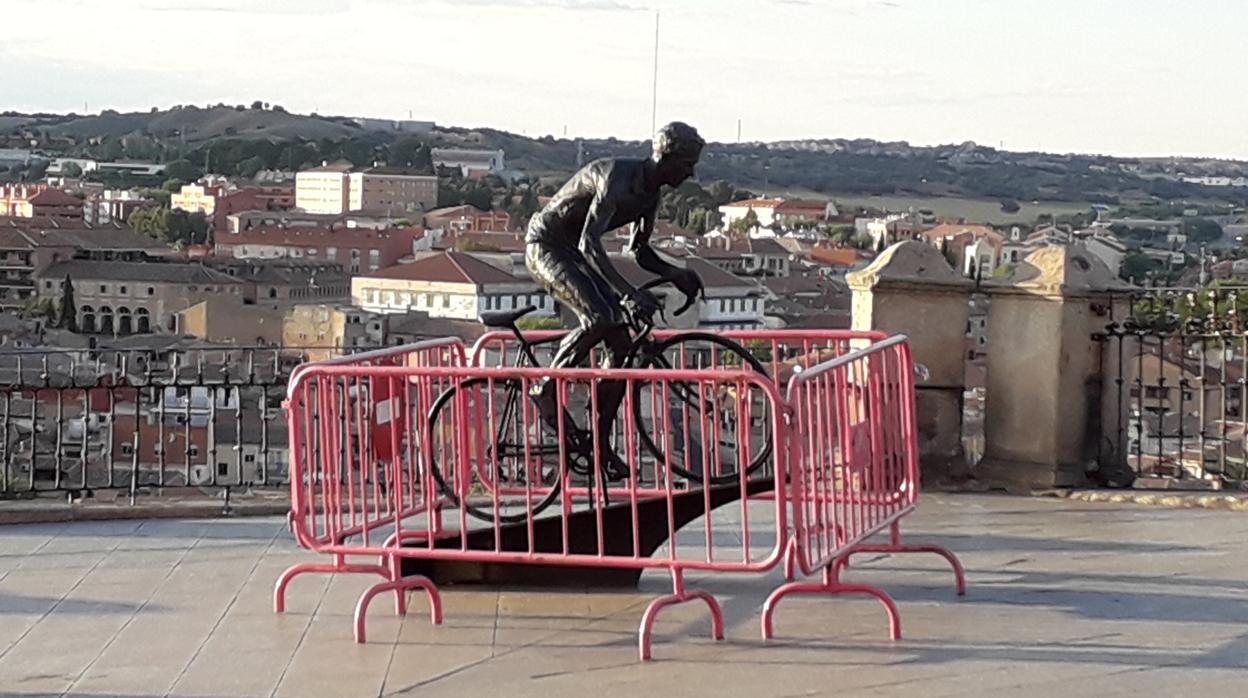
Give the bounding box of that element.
[426,377,563,524]
[631,332,774,485]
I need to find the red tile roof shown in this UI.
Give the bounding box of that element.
[721,197,786,209]
[218,225,422,247]
[364,251,519,286]
[28,188,81,207]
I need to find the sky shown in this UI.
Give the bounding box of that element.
[2,0,1246,159]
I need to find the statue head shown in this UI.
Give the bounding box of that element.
[652,121,704,187]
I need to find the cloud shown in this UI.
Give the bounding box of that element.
[137,0,350,13]
[436,0,645,10]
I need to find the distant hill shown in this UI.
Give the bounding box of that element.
[15,105,364,143]
[7,107,1248,211]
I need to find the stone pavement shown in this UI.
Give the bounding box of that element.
[1,494,1246,698]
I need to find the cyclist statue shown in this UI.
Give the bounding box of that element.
[525,121,706,476]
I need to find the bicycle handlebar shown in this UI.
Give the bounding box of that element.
[637,276,702,319]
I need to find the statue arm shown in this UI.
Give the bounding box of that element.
[628,209,682,279]
[579,192,637,297]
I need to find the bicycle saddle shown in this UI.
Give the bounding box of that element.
[479,304,538,328]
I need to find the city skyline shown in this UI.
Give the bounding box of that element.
[2,0,1247,160]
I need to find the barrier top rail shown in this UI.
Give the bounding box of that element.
[285,336,467,400]
[783,334,912,404]
[468,328,891,366]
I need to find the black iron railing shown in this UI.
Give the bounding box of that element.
[0,346,328,505]
[1098,285,1248,486]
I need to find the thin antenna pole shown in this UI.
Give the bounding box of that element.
[650,9,659,137]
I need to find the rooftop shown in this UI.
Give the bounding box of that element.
[721,197,787,209]
[218,225,420,247]
[1,494,1245,696]
[365,250,521,285]
[26,188,82,207]
[921,223,1006,244]
[360,166,438,177]
[41,260,243,285]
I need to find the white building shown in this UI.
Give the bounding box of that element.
[963,238,997,278]
[351,250,553,321]
[294,161,353,214]
[431,148,506,178]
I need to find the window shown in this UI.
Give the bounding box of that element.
[189,445,199,456]
[44,281,52,290]
[442,294,450,308]
[245,454,256,464]
[218,462,229,477]
[119,286,127,294]
[147,287,154,296]
[121,443,133,456]
[99,284,107,293]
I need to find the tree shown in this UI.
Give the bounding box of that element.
[728,208,760,237]
[162,178,185,193]
[163,160,200,182]
[463,185,493,211]
[999,198,1021,214]
[62,162,83,178]
[688,207,712,235]
[251,100,264,110]
[237,155,265,179]
[24,161,48,182]
[1120,252,1159,282]
[165,210,211,245]
[21,297,57,324]
[55,276,78,332]
[1183,217,1223,244]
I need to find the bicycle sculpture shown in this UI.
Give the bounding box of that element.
[429,121,773,523]
[427,277,772,523]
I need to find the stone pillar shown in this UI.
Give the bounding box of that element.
[847,241,974,480]
[978,244,1134,490]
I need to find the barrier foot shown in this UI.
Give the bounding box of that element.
[761,562,900,642]
[841,522,967,596]
[638,569,724,662]
[273,559,387,613]
[354,574,443,644]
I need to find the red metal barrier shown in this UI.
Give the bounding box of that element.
[274,331,963,660]
[274,337,466,622]
[762,335,965,642]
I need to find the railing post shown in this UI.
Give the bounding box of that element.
[847,241,974,482]
[978,244,1135,490]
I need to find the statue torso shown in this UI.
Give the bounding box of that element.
[526,158,656,245]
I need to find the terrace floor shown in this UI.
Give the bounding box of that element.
[1,494,1246,697]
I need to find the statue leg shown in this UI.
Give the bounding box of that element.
[525,242,623,432]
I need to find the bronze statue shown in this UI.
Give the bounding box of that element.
[525,121,706,476]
